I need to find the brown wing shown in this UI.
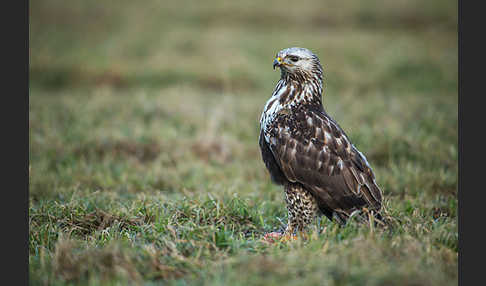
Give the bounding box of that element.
[266,108,382,219]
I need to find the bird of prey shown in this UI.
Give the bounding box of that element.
[259,47,383,240]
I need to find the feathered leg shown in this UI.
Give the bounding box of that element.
[283,183,318,240]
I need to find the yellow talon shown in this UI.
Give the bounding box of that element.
[280,233,298,242]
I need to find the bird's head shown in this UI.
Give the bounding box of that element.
[273,47,323,80]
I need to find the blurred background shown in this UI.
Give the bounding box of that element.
[29,0,457,198]
[30,0,457,93]
[29,0,457,284]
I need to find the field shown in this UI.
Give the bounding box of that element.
[29,1,458,285]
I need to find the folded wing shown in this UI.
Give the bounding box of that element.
[265,108,382,221]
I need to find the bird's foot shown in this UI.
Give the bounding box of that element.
[262,232,297,243]
[280,233,298,242]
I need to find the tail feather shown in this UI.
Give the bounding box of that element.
[362,178,382,211]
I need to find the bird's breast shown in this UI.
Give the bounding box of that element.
[260,80,320,142]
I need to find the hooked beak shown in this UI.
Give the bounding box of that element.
[273,57,282,70]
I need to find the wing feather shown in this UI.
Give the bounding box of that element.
[266,108,382,218]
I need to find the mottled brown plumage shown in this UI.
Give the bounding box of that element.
[259,47,382,236]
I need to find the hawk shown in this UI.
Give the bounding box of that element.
[259,47,383,240]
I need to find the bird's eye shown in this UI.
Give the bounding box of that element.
[289,56,299,62]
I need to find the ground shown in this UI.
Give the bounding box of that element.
[29,0,457,285]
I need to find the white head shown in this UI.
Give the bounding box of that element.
[273,47,323,81]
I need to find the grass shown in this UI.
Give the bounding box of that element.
[29,0,457,285]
